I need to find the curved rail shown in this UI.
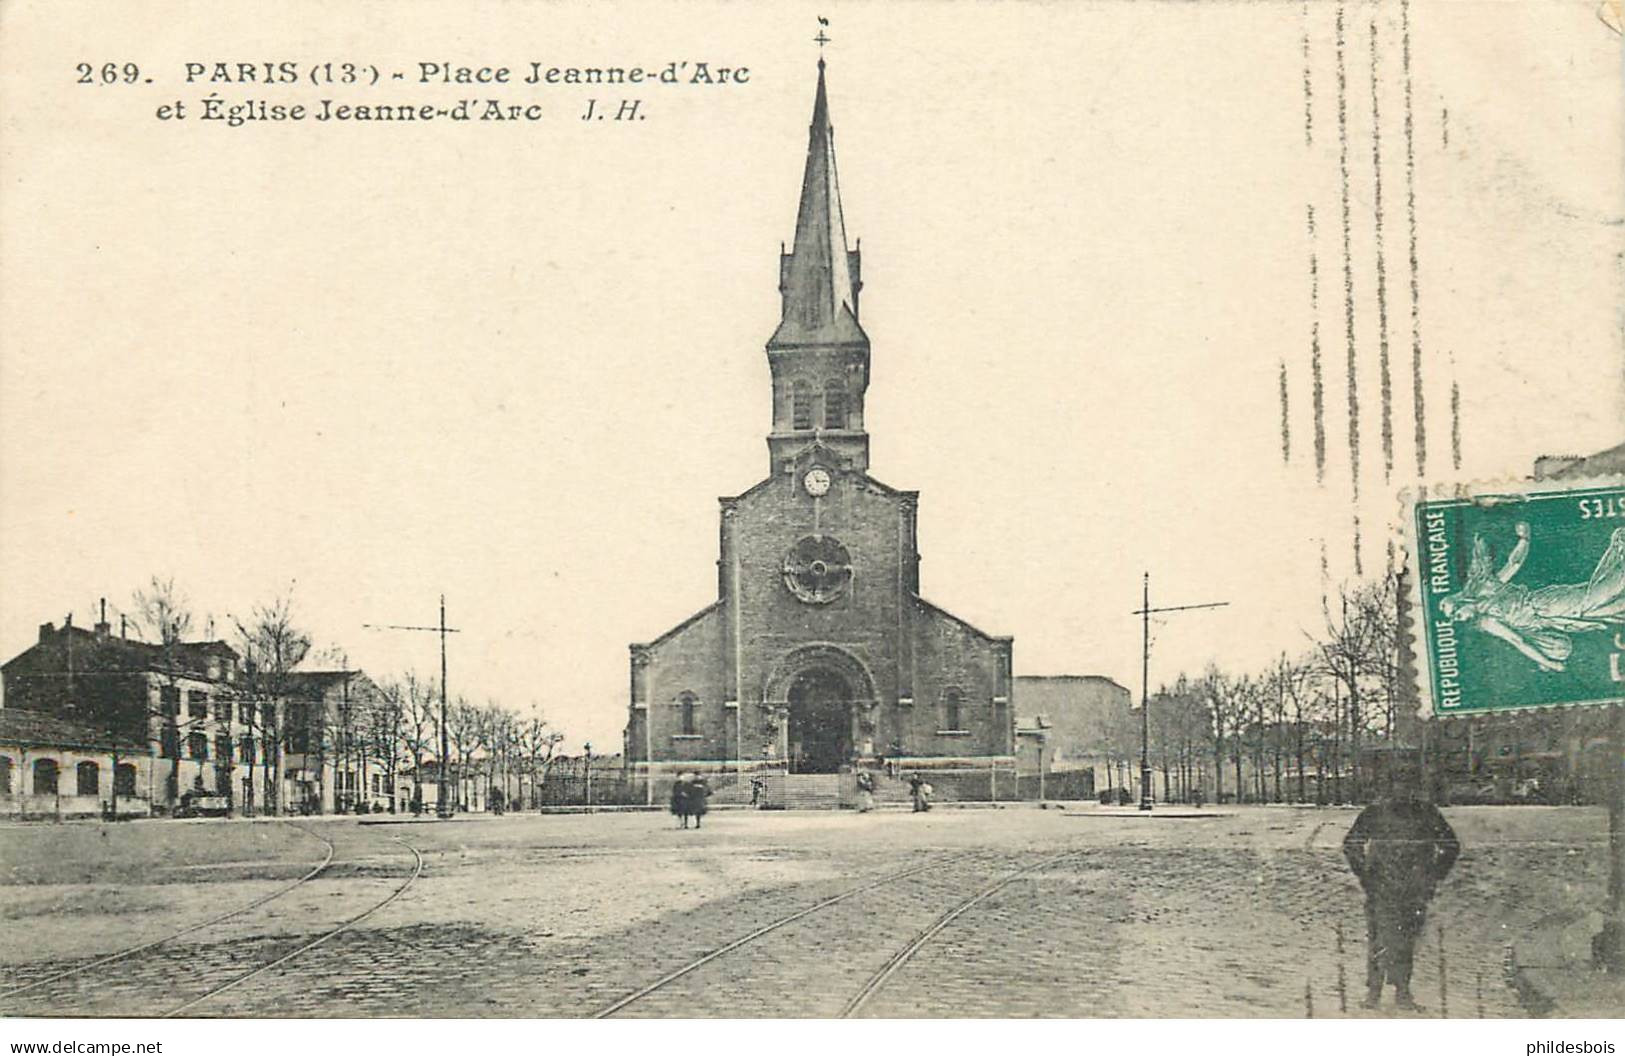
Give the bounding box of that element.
[161,832,423,1017]
[0,820,336,1002]
[593,850,976,1019]
[840,851,1078,1018]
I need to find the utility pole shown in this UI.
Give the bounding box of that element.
[1133,572,1228,812]
[364,595,461,819]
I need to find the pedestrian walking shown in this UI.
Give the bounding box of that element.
[688,774,710,829]
[855,770,875,812]
[670,772,692,829]
[750,776,763,807]
[1342,792,1461,1011]
[909,773,932,813]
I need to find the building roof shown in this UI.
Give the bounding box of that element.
[1012,675,1132,725]
[284,670,367,692]
[0,707,145,751]
[1,622,239,681]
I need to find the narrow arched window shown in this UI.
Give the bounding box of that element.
[943,688,964,732]
[32,758,58,796]
[114,764,136,797]
[0,756,12,794]
[76,761,99,796]
[791,380,813,430]
[677,692,699,736]
[823,378,846,429]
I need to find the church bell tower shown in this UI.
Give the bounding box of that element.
[766,59,871,475]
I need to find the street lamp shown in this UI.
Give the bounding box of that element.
[583,741,593,809]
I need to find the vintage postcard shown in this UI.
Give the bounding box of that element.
[0,0,1621,1034]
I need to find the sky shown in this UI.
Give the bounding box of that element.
[1,1,1620,752]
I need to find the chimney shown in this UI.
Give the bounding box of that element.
[38,621,53,643]
[95,597,110,640]
[120,614,127,638]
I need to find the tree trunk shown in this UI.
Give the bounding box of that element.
[1296,727,1306,803]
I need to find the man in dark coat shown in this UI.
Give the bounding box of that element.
[688,775,710,828]
[669,773,691,829]
[1342,793,1460,1010]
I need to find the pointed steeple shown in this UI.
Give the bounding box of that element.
[765,58,871,476]
[772,59,865,346]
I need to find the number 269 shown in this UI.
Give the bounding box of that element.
[76,62,141,84]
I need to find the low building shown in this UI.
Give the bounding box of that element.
[1,615,276,814]
[0,708,151,818]
[1013,675,1134,795]
[281,670,401,814]
[403,760,490,814]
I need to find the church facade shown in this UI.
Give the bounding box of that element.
[624,61,1014,790]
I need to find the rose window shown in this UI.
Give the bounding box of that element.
[781,534,853,604]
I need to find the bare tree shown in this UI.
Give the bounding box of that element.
[1317,578,1398,803]
[369,680,409,813]
[233,590,312,816]
[131,575,193,645]
[520,715,564,809]
[126,577,199,812]
[401,672,438,813]
[1202,664,1242,803]
[447,698,481,811]
[1270,653,1317,802]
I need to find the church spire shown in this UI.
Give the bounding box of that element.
[766,58,871,476]
[772,59,865,346]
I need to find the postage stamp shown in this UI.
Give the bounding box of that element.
[1409,479,1625,716]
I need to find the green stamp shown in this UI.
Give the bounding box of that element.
[1410,481,1625,715]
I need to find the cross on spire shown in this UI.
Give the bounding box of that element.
[814,16,830,52]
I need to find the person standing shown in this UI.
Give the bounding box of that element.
[855,770,875,813]
[688,774,710,829]
[910,773,932,813]
[670,772,691,829]
[1342,793,1461,1010]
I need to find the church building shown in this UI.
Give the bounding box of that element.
[624,60,1015,802]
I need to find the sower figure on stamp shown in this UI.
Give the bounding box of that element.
[1342,791,1460,1010]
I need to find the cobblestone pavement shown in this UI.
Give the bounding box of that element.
[0,823,418,1017]
[0,805,1609,1018]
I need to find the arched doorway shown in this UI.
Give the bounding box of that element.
[787,668,852,774]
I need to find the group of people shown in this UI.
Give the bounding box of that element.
[667,772,711,829]
[736,769,934,813]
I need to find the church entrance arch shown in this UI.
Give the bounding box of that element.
[763,645,878,774]
[787,669,851,774]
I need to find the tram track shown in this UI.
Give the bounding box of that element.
[594,848,1083,1019]
[0,820,336,1004]
[592,849,978,1018]
[840,850,1080,1017]
[162,833,422,1017]
[0,821,422,1018]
